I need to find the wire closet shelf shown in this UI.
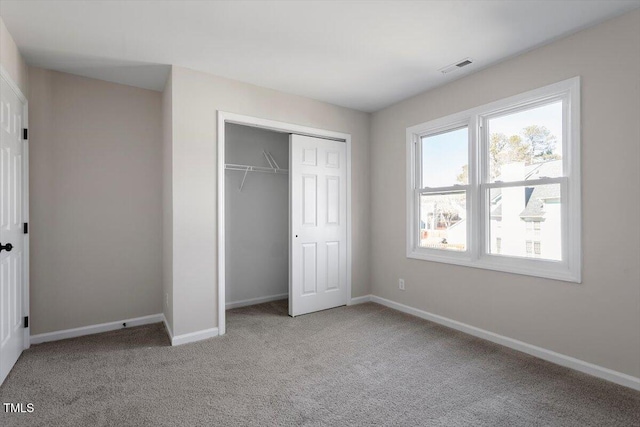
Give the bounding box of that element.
[225,150,288,191]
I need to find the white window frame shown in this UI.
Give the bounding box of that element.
[406,77,581,283]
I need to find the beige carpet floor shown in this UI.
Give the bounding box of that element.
[0,300,638,426]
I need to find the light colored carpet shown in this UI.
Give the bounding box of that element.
[1,300,638,426]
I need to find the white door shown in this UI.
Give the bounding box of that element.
[0,75,25,385]
[290,134,347,316]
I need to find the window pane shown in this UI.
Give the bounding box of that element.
[419,191,466,251]
[489,184,561,261]
[488,102,563,183]
[421,127,468,187]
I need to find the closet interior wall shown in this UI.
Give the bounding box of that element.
[225,123,290,308]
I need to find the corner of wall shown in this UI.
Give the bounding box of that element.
[364,110,374,298]
[162,66,174,333]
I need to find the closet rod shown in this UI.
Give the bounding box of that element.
[225,163,288,191]
[225,164,288,174]
[225,149,287,191]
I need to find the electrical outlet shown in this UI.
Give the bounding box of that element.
[399,279,405,290]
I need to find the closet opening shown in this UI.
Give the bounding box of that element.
[224,123,290,313]
[218,112,353,335]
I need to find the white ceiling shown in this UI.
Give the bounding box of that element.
[1,1,638,112]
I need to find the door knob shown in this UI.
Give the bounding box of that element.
[0,243,13,252]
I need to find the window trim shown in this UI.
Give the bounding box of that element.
[406,77,581,283]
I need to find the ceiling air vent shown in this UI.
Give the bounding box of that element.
[439,58,474,74]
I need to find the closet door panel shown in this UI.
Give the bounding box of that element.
[290,134,347,316]
[302,175,317,227]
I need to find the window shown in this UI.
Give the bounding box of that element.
[418,127,469,252]
[407,78,581,282]
[526,240,533,255]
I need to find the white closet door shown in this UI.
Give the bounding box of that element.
[290,134,347,316]
[0,75,25,385]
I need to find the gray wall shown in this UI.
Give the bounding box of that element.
[225,124,289,304]
[168,66,371,336]
[370,10,640,378]
[0,17,28,96]
[162,69,174,333]
[29,68,163,335]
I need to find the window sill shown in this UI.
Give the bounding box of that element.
[407,249,581,283]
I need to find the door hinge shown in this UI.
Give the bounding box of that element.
[23,222,28,234]
[23,128,28,140]
[23,316,28,328]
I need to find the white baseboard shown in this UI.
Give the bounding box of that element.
[30,313,164,345]
[171,327,219,346]
[370,295,640,391]
[349,294,372,305]
[162,314,217,346]
[226,293,288,310]
[162,314,173,342]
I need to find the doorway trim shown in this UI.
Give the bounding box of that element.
[0,65,30,350]
[217,111,352,336]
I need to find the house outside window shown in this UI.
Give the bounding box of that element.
[406,78,581,282]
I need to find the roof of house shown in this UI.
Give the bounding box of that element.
[524,160,562,180]
[491,160,562,221]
